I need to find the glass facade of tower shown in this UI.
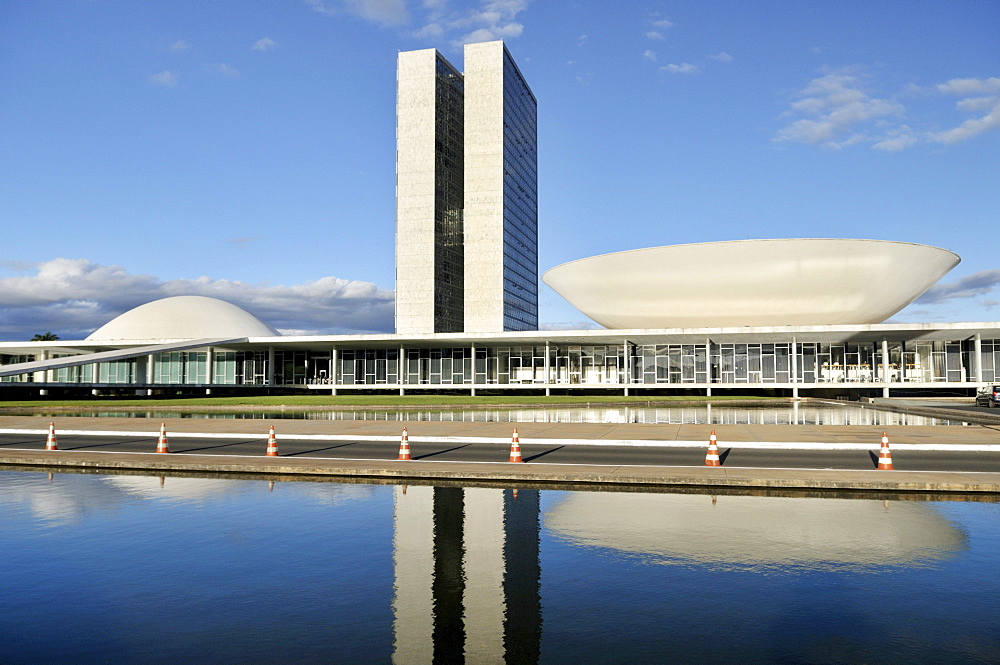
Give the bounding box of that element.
[500,47,539,331]
[433,55,465,333]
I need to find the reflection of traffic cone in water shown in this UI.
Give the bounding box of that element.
[512,489,519,500]
[156,423,170,453]
[402,485,408,495]
[877,432,894,470]
[268,480,275,492]
[159,475,165,488]
[509,428,524,463]
[711,495,717,506]
[704,430,721,467]
[265,426,279,456]
[398,428,412,460]
[45,422,58,450]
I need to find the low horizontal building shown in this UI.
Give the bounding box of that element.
[2,296,998,399]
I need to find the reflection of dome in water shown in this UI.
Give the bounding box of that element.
[544,493,966,567]
[86,296,278,341]
[103,475,375,505]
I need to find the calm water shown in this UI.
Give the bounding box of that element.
[22,402,965,426]
[1,471,998,664]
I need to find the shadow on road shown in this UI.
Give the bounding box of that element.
[64,439,151,451]
[414,444,471,460]
[182,440,260,453]
[868,450,880,469]
[284,442,361,456]
[524,445,565,462]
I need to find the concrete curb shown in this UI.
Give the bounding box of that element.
[4,428,1000,452]
[3,449,1000,494]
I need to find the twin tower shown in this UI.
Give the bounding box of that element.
[395,41,538,334]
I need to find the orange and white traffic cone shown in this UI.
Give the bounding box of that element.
[704,430,721,467]
[156,422,170,453]
[877,432,894,470]
[509,428,524,463]
[398,427,412,461]
[265,425,279,457]
[45,422,58,451]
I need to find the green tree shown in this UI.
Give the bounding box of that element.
[30,332,60,341]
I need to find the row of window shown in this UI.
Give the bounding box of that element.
[7,340,999,386]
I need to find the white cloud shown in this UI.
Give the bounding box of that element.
[539,320,601,331]
[207,63,240,78]
[916,269,1000,305]
[774,69,903,148]
[0,259,394,340]
[936,77,1000,96]
[149,70,179,87]
[776,72,1000,150]
[709,51,733,63]
[345,0,409,25]
[660,63,698,75]
[306,0,337,15]
[651,19,674,29]
[872,127,918,152]
[169,39,191,52]
[451,0,529,45]
[642,50,656,62]
[317,0,532,45]
[645,30,665,40]
[415,22,445,38]
[927,77,1000,145]
[252,37,278,51]
[306,0,409,25]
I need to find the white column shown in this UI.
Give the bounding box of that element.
[790,338,798,388]
[33,350,48,384]
[974,334,983,384]
[543,341,550,386]
[623,340,631,396]
[400,345,406,396]
[331,347,338,395]
[204,347,214,395]
[267,346,275,386]
[882,339,891,398]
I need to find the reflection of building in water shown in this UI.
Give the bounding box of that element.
[392,486,540,664]
[545,493,967,568]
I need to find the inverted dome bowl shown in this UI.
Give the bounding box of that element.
[542,239,959,329]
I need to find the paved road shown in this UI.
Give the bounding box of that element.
[6,433,1000,473]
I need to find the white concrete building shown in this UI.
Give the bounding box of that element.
[395,40,537,335]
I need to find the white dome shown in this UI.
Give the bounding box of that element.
[542,239,960,328]
[86,296,279,341]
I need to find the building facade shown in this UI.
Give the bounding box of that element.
[4,323,1000,400]
[395,41,537,335]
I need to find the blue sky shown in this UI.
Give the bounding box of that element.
[1,0,998,340]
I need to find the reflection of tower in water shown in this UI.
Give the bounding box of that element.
[392,486,541,665]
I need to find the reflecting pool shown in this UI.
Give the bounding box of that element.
[1,471,998,664]
[19,401,966,426]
